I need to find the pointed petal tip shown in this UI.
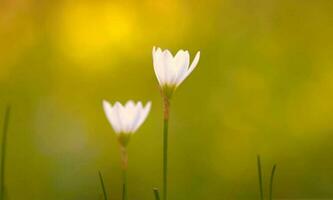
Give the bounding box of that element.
[153,46,163,56]
[177,49,185,53]
[193,51,200,59]
[144,101,152,113]
[163,49,172,55]
[192,51,201,64]
[146,101,152,108]
[114,101,122,108]
[102,99,111,107]
[125,100,134,105]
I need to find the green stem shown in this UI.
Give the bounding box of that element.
[257,155,264,200]
[153,188,160,200]
[163,97,170,200]
[121,147,128,200]
[269,164,277,200]
[0,106,10,200]
[163,118,168,200]
[98,171,108,200]
[122,169,127,200]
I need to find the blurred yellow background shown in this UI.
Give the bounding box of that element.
[1,0,333,199]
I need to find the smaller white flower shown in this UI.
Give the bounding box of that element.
[103,100,151,135]
[152,47,200,95]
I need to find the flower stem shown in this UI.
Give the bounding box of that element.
[163,97,170,200]
[269,164,277,200]
[122,170,127,200]
[153,188,160,200]
[0,106,10,200]
[98,171,108,200]
[163,118,168,200]
[121,147,128,200]
[257,155,264,200]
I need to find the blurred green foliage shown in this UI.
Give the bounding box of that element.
[0,0,333,199]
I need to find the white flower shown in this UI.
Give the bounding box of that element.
[152,46,200,90]
[103,100,151,134]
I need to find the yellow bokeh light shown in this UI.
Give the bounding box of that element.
[54,1,137,64]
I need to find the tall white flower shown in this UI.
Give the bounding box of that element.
[103,100,151,146]
[152,47,201,200]
[103,100,151,198]
[152,46,200,97]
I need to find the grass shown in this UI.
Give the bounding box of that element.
[0,104,280,200]
[0,106,11,200]
[98,170,108,200]
[257,155,277,200]
[269,164,277,200]
[257,155,264,200]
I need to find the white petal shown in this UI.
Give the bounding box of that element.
[133,101,151,132]
[121,100,136,133]
[128,101,143,133]
[187,51,200,76]
[177,51,200,86]
[102,100,115,129]
[103,100,151,135]
[174,49,186,63]
[125,100,135,110]
[173,50,190,85]
[113,102,125,133]
[162,49,174,85]
[153,47,166,85]
[103,100,121,133]
[153,47,200,88]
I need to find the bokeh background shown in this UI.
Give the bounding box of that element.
[1,0,333,199]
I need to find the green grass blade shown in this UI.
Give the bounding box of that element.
[0,106,11,200]
[153,188,160,200]
[257,155,264,200]
[269,164,277,200]
[98,171,108,200]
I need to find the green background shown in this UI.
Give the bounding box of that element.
[1,0,333,199]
